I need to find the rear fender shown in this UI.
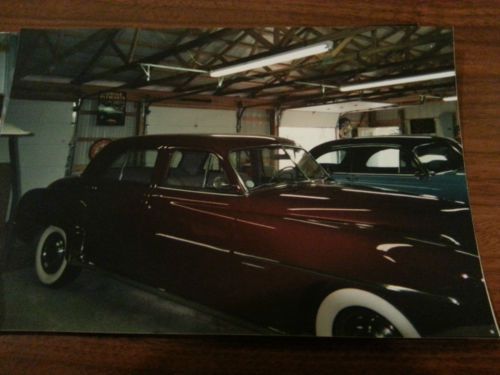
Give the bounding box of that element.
[315,288,421,337]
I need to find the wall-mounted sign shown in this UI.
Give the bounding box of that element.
[97,92,126,126]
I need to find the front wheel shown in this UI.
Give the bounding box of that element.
[315,288,420,338]
[332,307,402,338]
[34,225,81,287]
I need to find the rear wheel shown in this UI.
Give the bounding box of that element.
[332,306,402,338]
[34,225,80,287]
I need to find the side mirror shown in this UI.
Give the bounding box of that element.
[415,169,430,179]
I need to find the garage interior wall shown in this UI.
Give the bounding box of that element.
[403,101,458,137]
[240,109,270,135]
[71,99,137,174]
[2,99,73,195]
[146,106,270,136]
[346,101,458,137]
[279,110,339,150]
[0,102,273,196]
[147,107,236,135]
[0,48,5,97]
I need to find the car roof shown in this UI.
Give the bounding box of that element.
[310,135,460,152]
[109,133,296,154]
[83,134,297,178]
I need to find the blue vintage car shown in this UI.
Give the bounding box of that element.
[309,136,468,204]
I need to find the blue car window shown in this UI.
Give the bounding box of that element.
[414,143,463,173]
[316,149,350,173]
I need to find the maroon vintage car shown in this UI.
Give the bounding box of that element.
[13,134,498,337]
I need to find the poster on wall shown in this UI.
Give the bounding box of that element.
[0,26,498,339]
[97,92,127,126]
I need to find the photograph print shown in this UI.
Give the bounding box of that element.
[0,26,497,338]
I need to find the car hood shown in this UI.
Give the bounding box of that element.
[247,181,476,253]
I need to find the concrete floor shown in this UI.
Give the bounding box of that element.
[0,233,257,335]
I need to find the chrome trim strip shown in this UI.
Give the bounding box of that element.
[284,216,340,229]
[241,262,266,270]
[161,195,229,206]
[156,186,241,197]
[454,249,479,258]
[169,201,234,221]
[341,187,438,200]
[237,219,275,230]
[404,236,447,247]
[288,207,370,212]
[280,194,330,200]
[233,251,280,264]
[155,233,230,254]
[441,207,470,213]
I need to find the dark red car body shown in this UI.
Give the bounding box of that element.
[14,134,498,337]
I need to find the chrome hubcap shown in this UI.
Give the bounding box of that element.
[41,233,66,274]
[332,307,402,338]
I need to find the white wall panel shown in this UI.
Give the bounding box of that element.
[147,107,236,135]
[279,127,337,151]
[281,110,339,128]
[4,99,73,193]
[279,110,338,150]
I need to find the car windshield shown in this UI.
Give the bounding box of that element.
[229,146,327,190]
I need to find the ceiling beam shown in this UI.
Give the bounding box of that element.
[218,28,445,94]
[81,31,251,98]
[127,28,140,63]
[247,29,275,49]
[217,53,454,98]
[72,30,121,84]
[17,29,113,79]
[279,82,455,109]
[72,28,237,85]
[110,39,128,64]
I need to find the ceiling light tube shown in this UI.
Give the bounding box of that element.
[209,41,333,78]
[339,70,456,92]
[442,95,458,102]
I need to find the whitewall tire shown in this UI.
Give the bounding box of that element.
[34,225,80,287]
[315,288,420,338]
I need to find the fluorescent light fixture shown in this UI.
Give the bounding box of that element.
[443,95,458,102]
[209,41,333,78]
[340,70,456,92]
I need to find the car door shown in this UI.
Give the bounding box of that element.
[83,146,160,279]
[413,141,468,203]
[143,148,243,308]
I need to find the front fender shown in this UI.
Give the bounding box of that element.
[14,187,86,263]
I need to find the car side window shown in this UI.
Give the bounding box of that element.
[316,149,349,173]
[414,143,464,173]
[100,148,158,184]
[162,150,232,191]
[351,146,417,175]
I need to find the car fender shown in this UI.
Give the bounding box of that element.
[315,288,420,337]
[15,187,86,263]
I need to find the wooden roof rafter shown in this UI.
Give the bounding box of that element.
[72,28,238,84]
